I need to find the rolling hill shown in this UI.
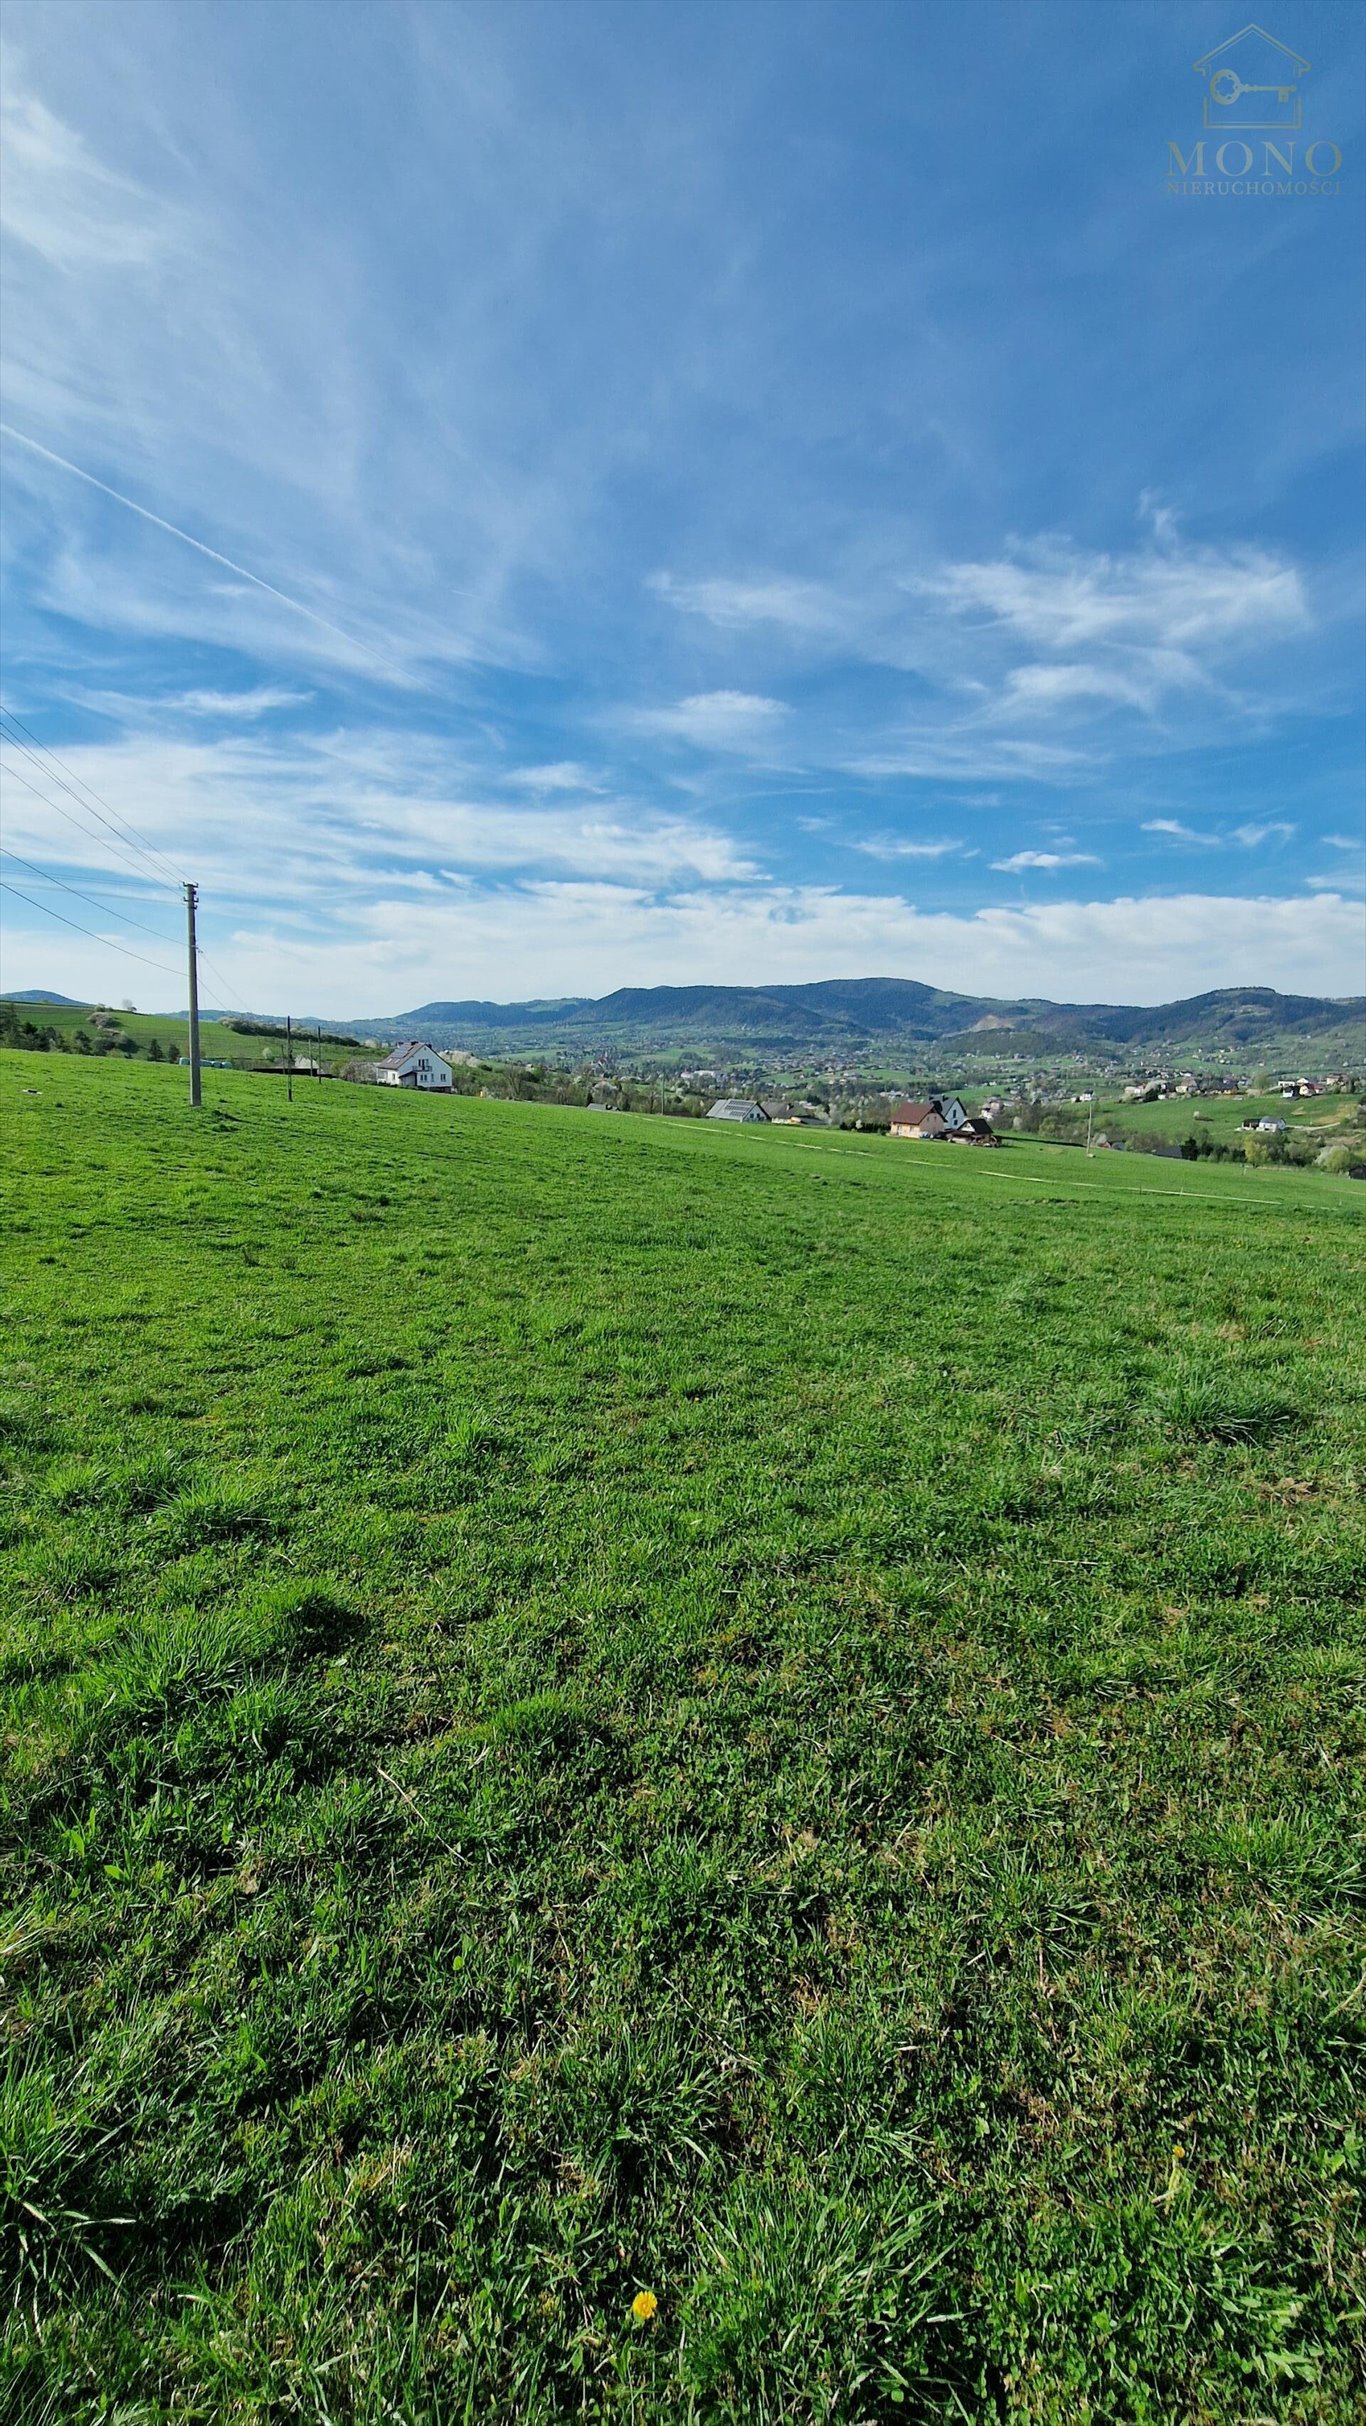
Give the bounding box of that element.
[371,980,1365,1066]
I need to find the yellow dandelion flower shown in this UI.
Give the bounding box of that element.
[631,2290,658,2323]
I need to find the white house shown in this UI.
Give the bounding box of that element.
[707,1098,769,1122]
[376,1041,454,1090]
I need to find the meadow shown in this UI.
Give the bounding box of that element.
[2,1054,1364,2423]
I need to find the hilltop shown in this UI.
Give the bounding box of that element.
[370,980,1365,1068]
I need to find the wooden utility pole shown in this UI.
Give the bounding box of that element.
[184,881,202,1108]
[286,1013,293,1104]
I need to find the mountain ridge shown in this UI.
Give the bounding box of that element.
[382,979,1364,1058]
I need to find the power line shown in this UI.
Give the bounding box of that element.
[0,846,184,946]
[0,704,186,881]
[0,878,182,977]
[196,945,251,1013]
[0,710,184,887]
[0,754,178,891]
[2,754,252,1012]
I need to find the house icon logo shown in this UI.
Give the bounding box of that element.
[1193,24,1310,129]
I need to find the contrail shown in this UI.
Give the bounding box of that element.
[0,421,416,686]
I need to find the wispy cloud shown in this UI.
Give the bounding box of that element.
[851,836,964,860]
[915,535,1307,654]
[1142,818,1220,845]
[647,572,836,638]
[632,691,788,749]
[0,68,172,271]
[171,685,310,719]
[0,727,759,908]
[506,762,603,794]
[991,849,1102,872]
[10,877,1361,1014]
[1231,821,1296,848]
[1142,818,1296,850]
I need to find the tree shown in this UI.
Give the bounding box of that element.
[147,1037,164,1062]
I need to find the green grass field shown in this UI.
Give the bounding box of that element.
[0,1001,383,1072]
[1098,1092,1361,1149]
[3,1055,1364,2423]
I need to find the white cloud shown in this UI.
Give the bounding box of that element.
[648,571,836,637]
[506,762,602,793]
[1002,662,1158,713]
[633,690,788,748]
[0,728,758,909]
[1231,820,1295,848]
[1142,818,1216,843]
[916,535,1307,654]
[991,849,1102,872]
[1143,818,1298,851]
[852,836,963,860]
[0,68,172,271]
[1324,833,1361,850]
[8,882,1360,1015]
[170,685,311,719]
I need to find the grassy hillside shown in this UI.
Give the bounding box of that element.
[1102,1089,1363,1148]
[2,1057,1364,2422]
[0,1000,386,1073]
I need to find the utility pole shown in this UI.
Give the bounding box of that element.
[286,1013,294,1104]
[184,881,202,1108]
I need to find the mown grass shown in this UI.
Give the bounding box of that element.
[2,1054,1364,2423]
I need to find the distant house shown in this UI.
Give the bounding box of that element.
[889,1101,947,1139]
[889,1094,970,1138]
[760,1099,801,1124]
[947,1116,1000,1147]
[376,1041,454,1091]
[1256,1117,1288,1134]
[707,1098,769,1122]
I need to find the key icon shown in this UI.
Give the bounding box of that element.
[1208,69,1294,105]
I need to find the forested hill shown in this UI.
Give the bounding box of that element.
[369,981,1364,1061]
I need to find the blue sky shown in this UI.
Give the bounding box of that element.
[1,0,1362,1015]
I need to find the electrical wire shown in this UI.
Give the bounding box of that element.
[196,946,251,1013]
[0,755,177,892]
[0,710,184,888]
[0,878,182,977]
[0,847,184,946]
[2,757,252,1012]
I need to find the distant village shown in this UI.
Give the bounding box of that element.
[3,997,1362,1171]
